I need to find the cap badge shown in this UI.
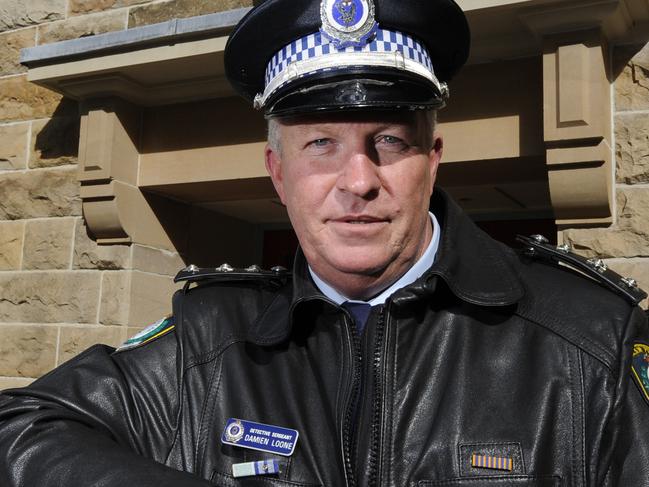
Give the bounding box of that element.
[320,0,377,48]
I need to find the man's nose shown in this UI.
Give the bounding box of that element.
[336,151,381,198]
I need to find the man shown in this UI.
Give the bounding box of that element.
[1,0,648,486]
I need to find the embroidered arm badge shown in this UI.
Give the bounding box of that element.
[632,343,649,406]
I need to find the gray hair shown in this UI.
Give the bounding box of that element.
[267,117,282,154]
[267,109,437,154]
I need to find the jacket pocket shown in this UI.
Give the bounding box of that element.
[211,470,322,487]
[418,476,562,487]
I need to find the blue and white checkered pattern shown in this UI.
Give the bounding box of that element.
[264,28,434,88]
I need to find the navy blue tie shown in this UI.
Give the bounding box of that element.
[342,302,372,334]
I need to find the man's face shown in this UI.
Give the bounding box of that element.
[265,111,442,300]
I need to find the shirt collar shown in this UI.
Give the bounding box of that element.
[308,212,441,306]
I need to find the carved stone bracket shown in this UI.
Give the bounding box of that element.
[78,97,182,250]
[542,34,613,225]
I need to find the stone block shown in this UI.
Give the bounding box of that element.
[128,271,179,327]
[605,259,649,309]
[69,0,150,16]
[0,324,57,377]
[58,325,125,365]
[128,0,253,28]
[0,75,75,123]
[132,244,185,276]
[23,218,75,270]
[73,218,131,270]
[38,10,127,44]
[0,122,29,170]
[0,0,66,32]
[0,221,24,270]
[0,167,81,220]
[99,271,131,326]
[615,43,649,111]
[0,272,101,323]
[30,117,80,168]
[0,376,34,389]
[562,188,649,259]
[616,113,649,184]
[0,27,36,76]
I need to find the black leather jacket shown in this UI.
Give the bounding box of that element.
[1,191,648,487]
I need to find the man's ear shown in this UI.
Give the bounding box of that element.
[427,134,443,192]
[265,144,287,205]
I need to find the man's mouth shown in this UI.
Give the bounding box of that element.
[333,216,388,224]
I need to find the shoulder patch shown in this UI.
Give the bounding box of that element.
[632,343,649,406]
[115,316,175,353]
[517,235,647,306]
[174,264,291,285]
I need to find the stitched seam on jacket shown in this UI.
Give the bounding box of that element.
[195,356,223,472]
[578,351,587,487]
[594,304,636,485]
[185,335,247,368]
[567,347,578,487]
[388,319,399,485]
[514,310,616,374]
[164,374,184,467]
[164,292,186,466]
[597,307,636,484]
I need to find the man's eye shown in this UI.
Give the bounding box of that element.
[310,138,331,147]
[376,135,408,150]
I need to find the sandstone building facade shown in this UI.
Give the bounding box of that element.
[0,0,648,387]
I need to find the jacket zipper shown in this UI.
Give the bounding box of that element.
[342,312,362,487]
[367,305,387,487]
[341,305,389,487]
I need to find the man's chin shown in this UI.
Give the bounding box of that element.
[328,257,389,279]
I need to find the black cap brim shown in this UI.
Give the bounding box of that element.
[225,0,469,113]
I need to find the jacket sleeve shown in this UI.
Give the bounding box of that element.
[609,306,649,486]
[0,333,213,487]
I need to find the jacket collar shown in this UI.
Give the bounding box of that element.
[392,189,525,308]
[249,188,524,345]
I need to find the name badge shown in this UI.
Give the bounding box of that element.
[221,418,299,456]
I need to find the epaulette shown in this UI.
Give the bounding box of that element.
[517,234,647,306]
[174,263,291,288]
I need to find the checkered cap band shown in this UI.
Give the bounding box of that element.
[264,28,434,88]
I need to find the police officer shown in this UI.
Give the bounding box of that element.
[1,0,649,486]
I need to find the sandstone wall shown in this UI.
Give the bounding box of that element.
[561,43,649,309]
[0,0,253,389]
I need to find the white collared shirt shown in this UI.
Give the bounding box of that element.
[309,212,441,306]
